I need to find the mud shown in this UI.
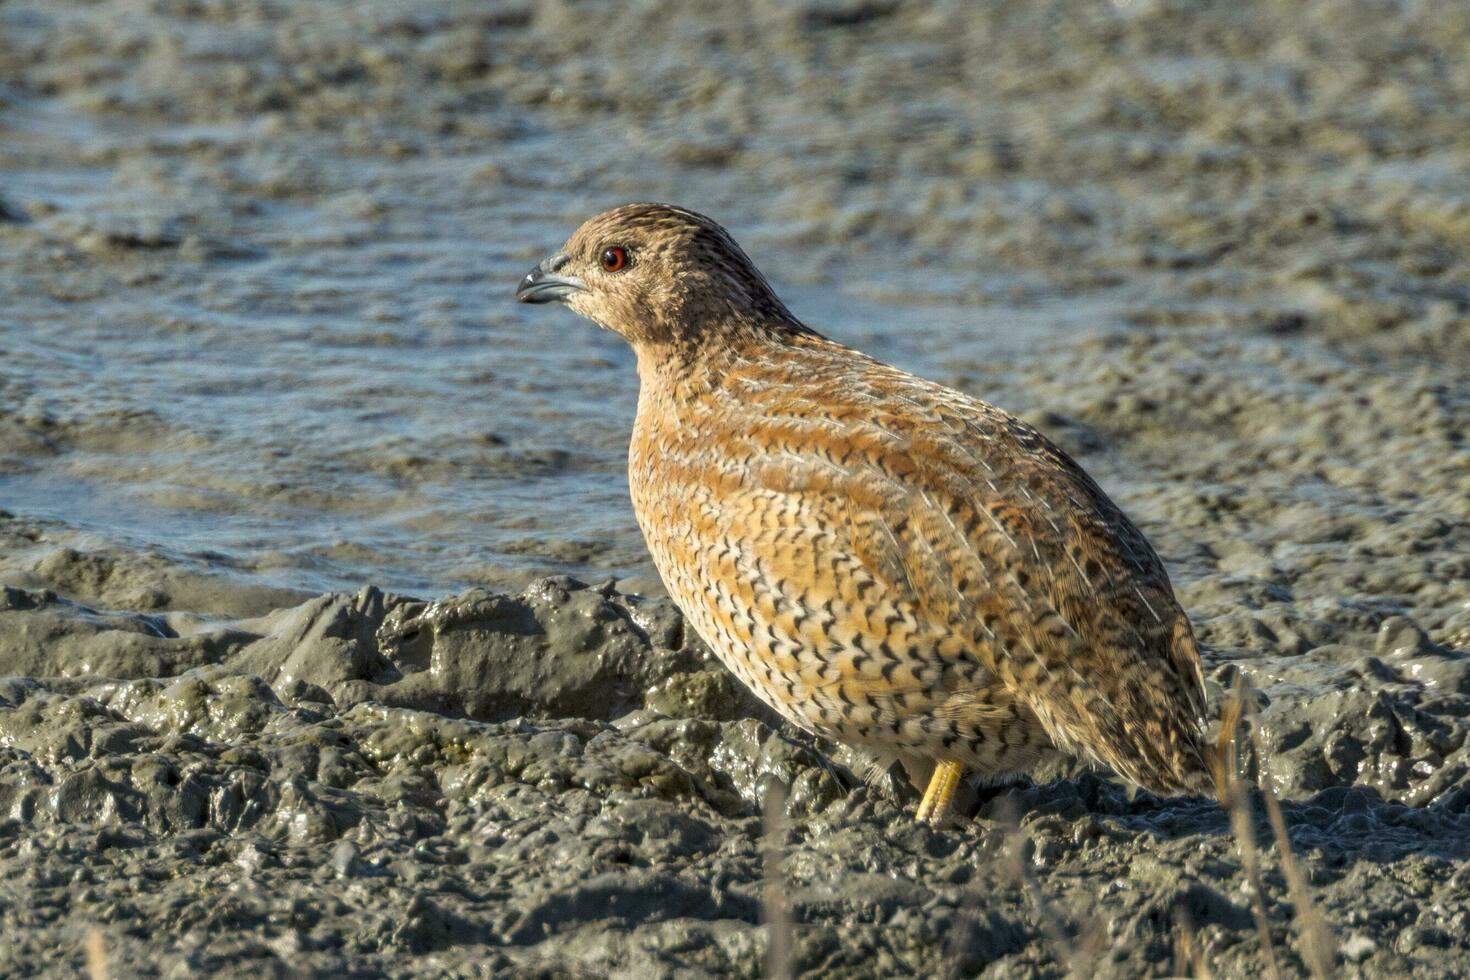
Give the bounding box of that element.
[2,0,1470,976]
[2,570,1469,977]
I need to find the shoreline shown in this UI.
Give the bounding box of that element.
[2,510,1469,974]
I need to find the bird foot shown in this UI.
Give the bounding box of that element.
[914,759,966,826]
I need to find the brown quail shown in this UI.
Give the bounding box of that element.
[517,203,1216,823]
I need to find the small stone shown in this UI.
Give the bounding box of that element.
[1341,933,1375,963]
[330,841,360,878]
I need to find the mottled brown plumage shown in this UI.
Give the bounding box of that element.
[517,203,1215,821]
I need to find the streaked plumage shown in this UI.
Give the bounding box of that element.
[518,203,1215,821]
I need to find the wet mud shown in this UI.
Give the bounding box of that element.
[2,0,1470,976]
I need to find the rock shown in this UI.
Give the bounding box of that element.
[367,577,707,721]
[1341,933,1376,963]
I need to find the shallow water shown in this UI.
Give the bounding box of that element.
[0,88,1117,597]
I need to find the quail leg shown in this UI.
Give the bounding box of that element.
[914,759,966,825]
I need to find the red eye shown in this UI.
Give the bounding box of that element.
[600,246,628,272]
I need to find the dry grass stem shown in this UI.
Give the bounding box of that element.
[940,870,982,980]
[1221,677,1283,980]
[762,779,794,980]
[1242,689,1337,979]
[1172,906,1213,980]
[84,927,108,980]
[995,797,1097,980]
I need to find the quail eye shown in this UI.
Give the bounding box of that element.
[600,246,629,272]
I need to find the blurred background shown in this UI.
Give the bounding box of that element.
[1,0,1466,617]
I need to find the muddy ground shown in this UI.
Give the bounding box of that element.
[2,0,1469,977]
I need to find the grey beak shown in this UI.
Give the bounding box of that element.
[516,253,586,304]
